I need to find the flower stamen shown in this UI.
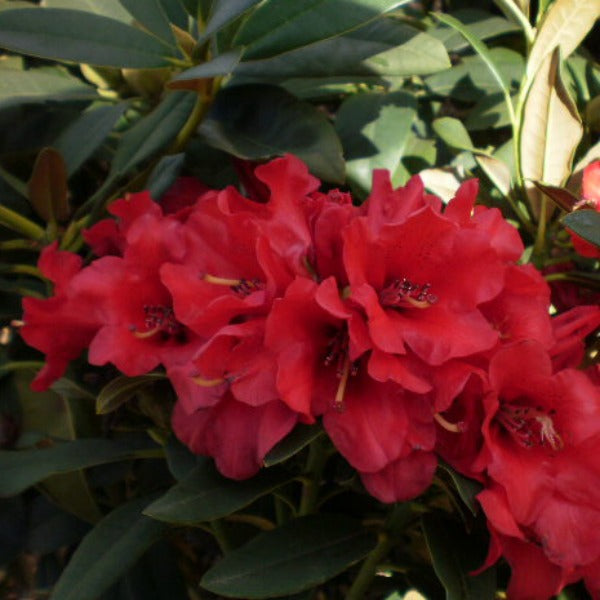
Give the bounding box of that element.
[434,412,465,433]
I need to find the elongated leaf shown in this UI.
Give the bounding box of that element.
[533,181,579,211]
[172,48,242,81]
[119,0,177,46]
[50,495,167,600]
[432,117,475,153]
[96,374,166,415]
[110,91,196,178]
[0,67,97,109]
[54,103,128,176]
[144,458,291,523]
[201,515,377,598]
[148,153,186,200]
[563,210,600,248]
[27,147,70,222]
[42,0,132,22]
[263,423,323,467]
[0,8,176,68]
[202,0,261,38]
[423,514,496,600]
[199,84,344,183]
[475,155,512,197]
[335,91,416,193]
[0,437,158,496]
[234,0,411,60]
[520,48,582,217]
[439,463,482,516]
[526,0,600,81]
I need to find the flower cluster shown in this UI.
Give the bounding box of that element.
[21,155,600,598]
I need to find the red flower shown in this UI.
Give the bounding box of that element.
[568,160,600,258]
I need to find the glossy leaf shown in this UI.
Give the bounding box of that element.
[0,437,158,496]
[423,513,496,600]
[0,67,97,109]
[199,84,344,183]
[475,155,512,197]
[234,0,412,60]
[172,48,242,81]
[563,210,600,248]
[526,0,600,81]
[144,458,292,523]
[96,374,166,415]
[119,0,177,47]
[335,91,417,193]
[54,103,128,176]
[520,48,582,217]
[263,423,324,467]
[0,8,177,68]
[27,147,70,222]
[50,496,167,600]
[201,515,377,597]
[202,0,261,39]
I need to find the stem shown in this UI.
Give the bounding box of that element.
[169,91,211,154]
[298,436,329,516]
[0,239,40,251]
[225,514,275,531]
[346,533,394,600]
[533,196,548,257]
[493,0,534,46]
[0,264,45,279]
[0,205,45,241]
[210,520,232,553]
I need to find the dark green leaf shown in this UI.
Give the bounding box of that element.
[199,84,344,183]
[144,458,292,523]
[164,436,199,481]
[0,438,159,496]
[422,513,496,600]
[54,103,129,176]
[110,91,196,178]
[439,462,482,516]
[27,147,70,222]
[263,423,324,467]
[0,67,97,109]
[563,209,600,248]
[119,0,177,46]
[201,514,377,598]
[148,153,186,199]
[43,0,131,22]
[50,496,167,600]
[96,374,166,415]
[173,48,242,81]
[202,0,261,39]
[0,8,177,68]
[335,91,417,193]
[234,0,412,60]
[159,0,189,30]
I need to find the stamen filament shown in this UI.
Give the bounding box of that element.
[334,354,351,409]
[133,326,160,339]
[203,274,243,287]
[434,412,465,433]
[192,375,226,387]
[404,296,433,309]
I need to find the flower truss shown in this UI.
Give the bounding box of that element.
[21,155,600,599]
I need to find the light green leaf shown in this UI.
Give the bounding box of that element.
[200,515,377,598]
[335,91,416,193]
[520,48,582,218]
[144,458,292,523]
[199,84,344,183]
[465,93,512,131]
[0,437,159,496]
[96,374,166,415]
[0,8,177,68]
[432,117,475,153]
[476,155,513,197]
[54,102,129,176]
[119,0,177,47]
[526,0,600,81]
[0,67,97,109]
[234,0,412,60]
[50,495,167,600]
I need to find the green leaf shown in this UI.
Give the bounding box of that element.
[164,436,199,481]
[158,0,188,30]
[110,91,196,179]
[199,84,344,183]
[520,48,582,218]
[526,0,600,81]
[54,103,129,176]
[202,0,261,39]
[0,8,177,68]
[263,423,324,467]
[96,374,166,415]
[0,66,97,109]
[27,147,70,222]
[425,48,524,101]
[422,513,496,600]
[119,0,177,47]
[0,437,159,496]
[172,48,242,81]
[147,153,186,200]
[42,0,132,22]
[465,93,512,131]
[144,458,292,523]
[234,0,412,60]
[335,91,417,194]
[439,463,482,516]
[201,514,377,598]
[50,495,167,600]
[475,154,512,197]
[563,210,600,248]
[432,117,475,153]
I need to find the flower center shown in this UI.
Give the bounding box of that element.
[323,328,359,411]
[379,278,438,309]
[203,273,265,298]
[496,403,563,451]
[131,304,184,340]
